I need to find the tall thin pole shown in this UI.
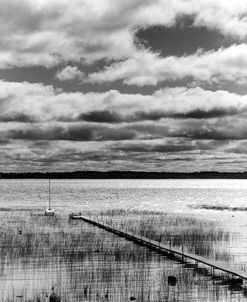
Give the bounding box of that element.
[49,179,51,209]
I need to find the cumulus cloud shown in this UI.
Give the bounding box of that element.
[87,45,247,86]
[1,79,247,171]
[1,81,247,126]
[2,1,247,172]
[0,137,237,172]
[55,66,85,82]
[1,0,247,69]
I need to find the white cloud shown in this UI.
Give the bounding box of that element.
[3,0,247,171]
[0,80,247,124]
[55,66,85,82]
[87,44,247,86]
[1,0,247,69]
[1,79,247,171]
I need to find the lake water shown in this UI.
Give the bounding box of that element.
[1,178,247,242]
[1,179,247,301]
[2,178,247,214]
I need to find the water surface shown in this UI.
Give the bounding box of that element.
[1,179,247,301]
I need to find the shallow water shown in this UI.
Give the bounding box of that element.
[1,178,247,301]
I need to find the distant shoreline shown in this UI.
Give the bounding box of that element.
[1,171,247,179]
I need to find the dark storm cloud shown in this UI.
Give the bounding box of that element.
[0,138,10,145]
[2,123,138,142]
[171,108,240,119]
[5,124,95,141]
[78,110,167,123]
[116,142,197,153]
[98,128,137,141]
[121,118,247,142]
[66,125,96,141]
[179,124,247,141]
[151,144,197,152]
[4,113,247,147]
[79,110,122,123]
[135,108,240,121]
[77,107,240,124]
[67,125,137,141]
[78,110,166,123]
[0,113,36,123]
[0,107,241,125]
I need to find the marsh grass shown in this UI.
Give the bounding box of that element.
[0,209,244,302]
[97,209,236,262]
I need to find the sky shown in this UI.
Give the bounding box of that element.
[1,0,247,172]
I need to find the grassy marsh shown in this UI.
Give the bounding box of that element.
[96,209,237,262]
[0,208,245,302]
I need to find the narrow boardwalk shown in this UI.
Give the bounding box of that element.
[71,215,247,281]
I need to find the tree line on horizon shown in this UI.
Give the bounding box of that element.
[0,171,247,179]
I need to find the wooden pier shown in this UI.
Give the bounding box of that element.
[71,215,247,281]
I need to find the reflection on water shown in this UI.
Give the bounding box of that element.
[0,179,247,301]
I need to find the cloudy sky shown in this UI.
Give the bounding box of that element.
[2,0,247,172]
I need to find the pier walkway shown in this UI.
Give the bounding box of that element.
[71,215,247,281]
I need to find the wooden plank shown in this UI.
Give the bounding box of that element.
[72,215,247,280]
